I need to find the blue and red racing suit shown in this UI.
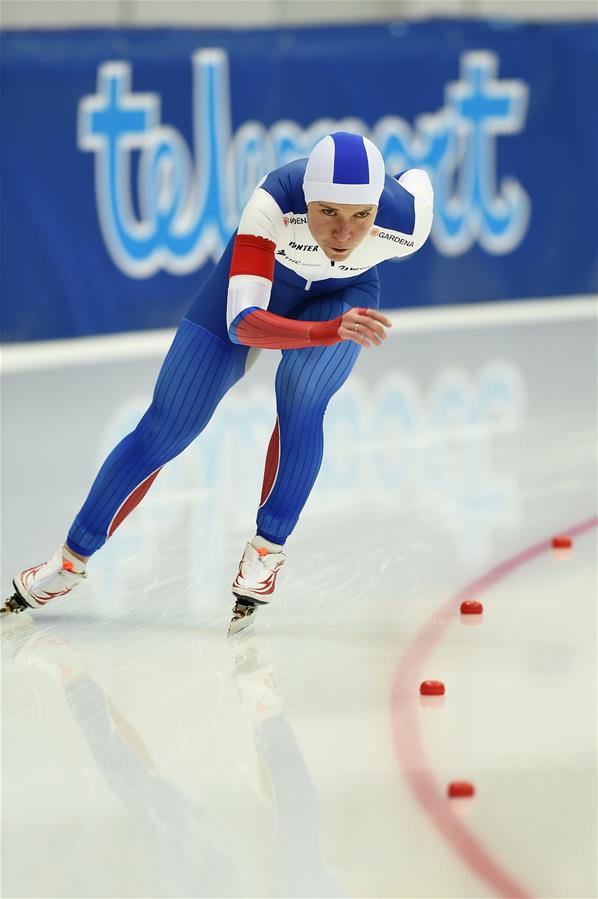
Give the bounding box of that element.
[67,160,433,555]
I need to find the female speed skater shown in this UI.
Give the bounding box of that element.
[2,132,433,634]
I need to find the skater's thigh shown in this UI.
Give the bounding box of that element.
[274,324,361,416]
[148,318,249,427]
[276,276,379,406]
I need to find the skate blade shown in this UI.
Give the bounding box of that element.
[228,598,258,637]
[1,593,30,616]
[228,610,256,637]
[1,597,33,628]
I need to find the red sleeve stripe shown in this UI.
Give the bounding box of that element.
[229,234,276,281]
[230,308,341,350]
[233,310,312,349]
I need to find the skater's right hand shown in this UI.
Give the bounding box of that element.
[338,307,392,348]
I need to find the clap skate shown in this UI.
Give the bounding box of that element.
[1,592,31,616]
[1,546,86,616]
[228,597,259,637]
[228,539,285,637]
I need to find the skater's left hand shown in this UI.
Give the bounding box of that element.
[338,307,392,348]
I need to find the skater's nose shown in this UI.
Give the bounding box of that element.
[332,220,352,242]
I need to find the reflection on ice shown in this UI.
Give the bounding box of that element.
[3,618,347,898]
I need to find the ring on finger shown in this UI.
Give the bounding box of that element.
[354,323,360,333]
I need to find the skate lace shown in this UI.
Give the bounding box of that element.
[31,558,85,593]
[242,547,275,583]
[56,560,85,583]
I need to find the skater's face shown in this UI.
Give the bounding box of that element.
[307,202,377,261]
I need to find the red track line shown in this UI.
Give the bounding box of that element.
[389,516,597,899]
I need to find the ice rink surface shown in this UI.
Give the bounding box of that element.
[1,299,597,899]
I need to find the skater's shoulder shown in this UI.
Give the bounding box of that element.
[259,159,308,215]
[375,170,433,235]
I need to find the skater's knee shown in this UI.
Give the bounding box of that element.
[276,338,359,407]
[132,402,185,453]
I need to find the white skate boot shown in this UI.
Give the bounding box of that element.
[2,546,87,615]
[228,537,285,636]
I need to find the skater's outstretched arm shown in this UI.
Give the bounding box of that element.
[230,301,392,350]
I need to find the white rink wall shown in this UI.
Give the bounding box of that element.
[1,0,596,28]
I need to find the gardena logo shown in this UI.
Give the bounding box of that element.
[78,48,530,278]
[371,229,415,248]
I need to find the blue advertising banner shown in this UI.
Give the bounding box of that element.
[1,20,596,341]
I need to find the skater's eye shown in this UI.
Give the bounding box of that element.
[318,206,373,219]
